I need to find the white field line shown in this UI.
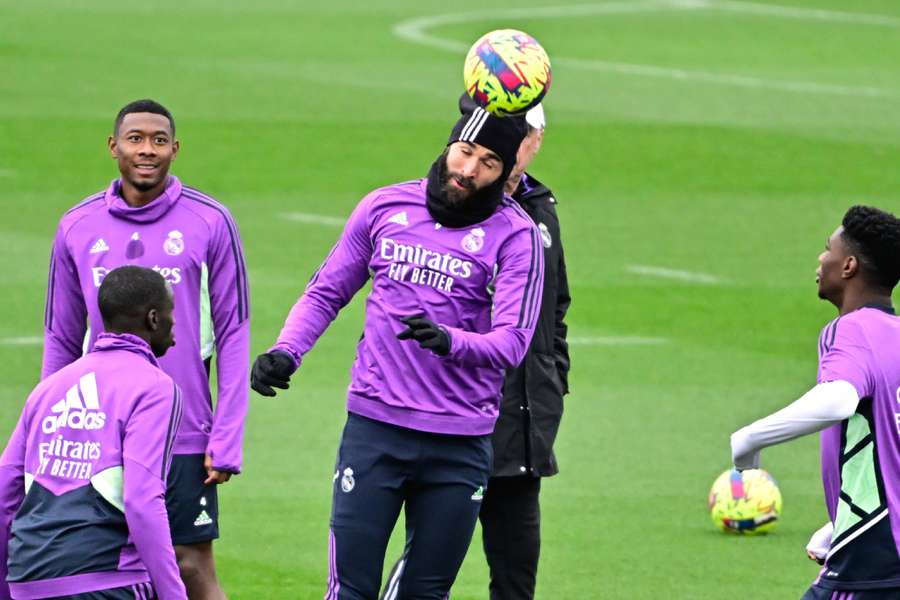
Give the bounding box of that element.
[555,57,892,99]
[569,336,670,346]
[713,0,900,27]
[0,337,42,346]
[279,212,346,227]
[393,1,696,53]
[626,264,725,284]
[391,1,897,99]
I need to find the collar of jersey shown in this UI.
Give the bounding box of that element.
[92,332,160,367]
[105,175,182,223]
[861,303,896,315]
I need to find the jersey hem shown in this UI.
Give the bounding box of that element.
[817,576,900,590]
[347,396,495,436]
[9,570,150,599]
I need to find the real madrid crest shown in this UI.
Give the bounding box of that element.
[538,223,552,249]
[341,467,355,493]
[164,230,185,256]
[461,227,485,252]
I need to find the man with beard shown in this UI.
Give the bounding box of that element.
[42,100,249,599]
[380,99,570,600]
[251,101,543,599]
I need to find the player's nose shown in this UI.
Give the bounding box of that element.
[458,156,479,178]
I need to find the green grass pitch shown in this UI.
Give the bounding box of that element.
[1,1,899,597]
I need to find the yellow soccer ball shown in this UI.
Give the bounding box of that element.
[463,29,552,117]
[708,468,782,535]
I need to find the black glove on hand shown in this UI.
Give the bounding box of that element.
[396,315,451,356]
[251,351,297,397]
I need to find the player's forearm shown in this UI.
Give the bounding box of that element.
[272,291,347,363]
[444,325,533,369]
[731,380,859,470]
[123,460,187,600]
[207,323,249,473]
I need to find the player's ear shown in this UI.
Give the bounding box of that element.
[146,307,160,332]
[171,139,180,161]
[843,255,859,279]
[108,135,118,159]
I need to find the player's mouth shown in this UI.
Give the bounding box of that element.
[451,176,473,191]
[134,163,159,175]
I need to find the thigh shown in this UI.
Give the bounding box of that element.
[47,583,155,600]
[328,414,411,600]
[165,453,219,545]
[393,434,492,600]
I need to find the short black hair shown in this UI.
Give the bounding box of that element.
[841,205,900,289]
[98,266,171,330]
[114,99,175,136]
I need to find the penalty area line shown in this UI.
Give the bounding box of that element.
[626,264,725,284]
[279,212,346,227]
[568,336,670,346]
[0,337,43,346]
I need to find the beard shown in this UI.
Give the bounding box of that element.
[436,153,499,209]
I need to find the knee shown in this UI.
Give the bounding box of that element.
[175,544,215,586]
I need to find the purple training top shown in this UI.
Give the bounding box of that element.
[272,178,544,435]
[0,333,186,599]
[42,176,249,473]
[816,305,900,589]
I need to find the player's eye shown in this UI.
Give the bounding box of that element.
[127,135,141,143]
[482,159,496,169]
[154,137,169,145]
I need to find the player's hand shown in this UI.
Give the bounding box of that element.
[204,453,233,485]
[251,351,297,397]
[397,315,451,356]
[805,521,833,565]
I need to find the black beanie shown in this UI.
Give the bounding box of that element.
[448,93,527,182]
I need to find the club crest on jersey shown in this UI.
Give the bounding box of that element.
[461,228,485,253]
[538,222,552,248]
[341,467,355,493]
[163,230,185,256]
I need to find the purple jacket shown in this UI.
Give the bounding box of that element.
[272,179,544,435]
[0,333,186,599]
[42,176,249,472]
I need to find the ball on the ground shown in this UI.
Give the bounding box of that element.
[463,29,551,117]
[708,468,782,535]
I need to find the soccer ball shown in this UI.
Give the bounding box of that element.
[708,468,782,535]
[463,29,552,117]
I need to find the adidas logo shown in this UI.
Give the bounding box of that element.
[89,238,110,254]
[388,211,409,226]
[41,372,106,434]
[471,486,484,501]
[194,510,213,527]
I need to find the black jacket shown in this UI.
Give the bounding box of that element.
[491,173,570,478]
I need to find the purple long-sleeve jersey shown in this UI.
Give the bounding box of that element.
[272,179,544,435]
[42,176,249,473]
[0,333,186,600]
[815,306,900,589]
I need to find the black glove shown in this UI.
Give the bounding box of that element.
[396,316,451,356]
[251,351,297,397]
